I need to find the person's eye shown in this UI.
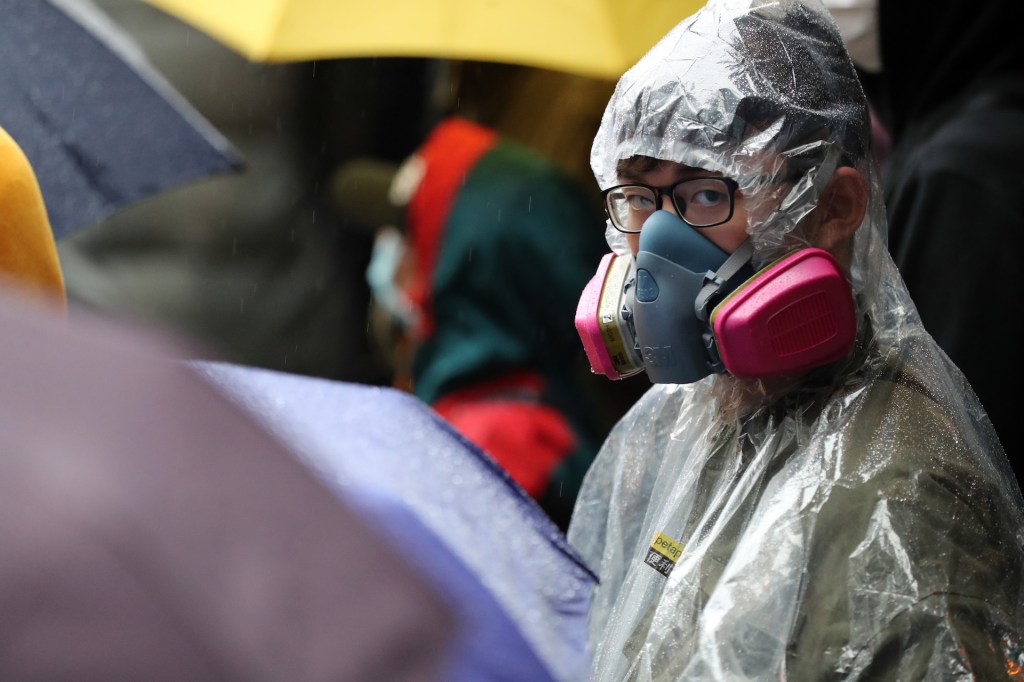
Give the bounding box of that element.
[688,187,727,207]
[625,193,656,211]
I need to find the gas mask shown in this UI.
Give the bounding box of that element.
[575,211,857,384]
[575,250,644,380]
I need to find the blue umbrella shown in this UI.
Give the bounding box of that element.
[191,360,598,682]
[0,0,241,239]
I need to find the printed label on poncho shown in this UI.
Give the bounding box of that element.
[645,531,683,577]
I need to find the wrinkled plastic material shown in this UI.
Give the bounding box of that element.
[569,0,1024,679]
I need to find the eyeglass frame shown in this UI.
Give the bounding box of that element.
[601,176,740,233]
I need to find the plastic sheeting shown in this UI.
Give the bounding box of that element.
[568,0,1024,679]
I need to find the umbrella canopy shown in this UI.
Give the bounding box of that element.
[190,360,598,682]
[0,0,242,239]
[0,296,453,680]
[141,0,702,80]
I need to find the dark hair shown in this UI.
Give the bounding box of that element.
[614,155,675,180]
[732,3,870,168]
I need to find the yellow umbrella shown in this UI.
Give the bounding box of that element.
[141,0,702,80]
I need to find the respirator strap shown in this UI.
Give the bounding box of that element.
[694,240,754,323]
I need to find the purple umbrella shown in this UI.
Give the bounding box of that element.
[191,360,598,682]
[0,297,453,681]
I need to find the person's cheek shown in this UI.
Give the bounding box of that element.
[626,233,640,256]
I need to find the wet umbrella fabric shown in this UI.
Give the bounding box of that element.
[191,360,597,682]
[142,0,703,81]
[0,0,241,239]
[0,297,453,680]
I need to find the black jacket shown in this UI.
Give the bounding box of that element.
[875,0,1024,479]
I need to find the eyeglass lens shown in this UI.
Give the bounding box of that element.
[606,178,732,232]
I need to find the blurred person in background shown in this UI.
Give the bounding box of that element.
[823,0,1023,479]
[333,62,645,530]
[55,0,643,531]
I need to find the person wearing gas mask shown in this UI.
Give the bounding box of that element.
[567,0,1024,679]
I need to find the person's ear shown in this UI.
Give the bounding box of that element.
[814,166,867,256]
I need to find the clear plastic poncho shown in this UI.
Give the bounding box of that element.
[566,0,1024,679]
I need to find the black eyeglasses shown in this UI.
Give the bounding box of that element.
[602,177,739,233]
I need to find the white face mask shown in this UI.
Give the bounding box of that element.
[365,226,419,330]
[821,0,882,74]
